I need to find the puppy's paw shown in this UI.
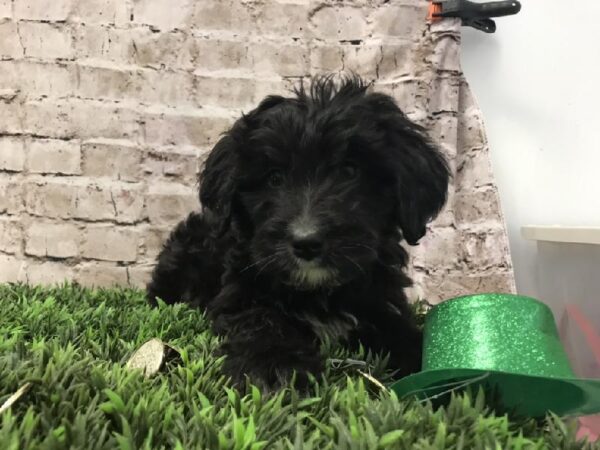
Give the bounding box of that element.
[223,352,324,393]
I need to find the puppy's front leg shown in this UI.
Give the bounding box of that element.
[213,307,324,391]
[353,305,423,377]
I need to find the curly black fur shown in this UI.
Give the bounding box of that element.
[147,76,450,390]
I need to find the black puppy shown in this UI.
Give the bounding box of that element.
[147,76,449,389]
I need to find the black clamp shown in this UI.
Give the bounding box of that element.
[429,0,522,33]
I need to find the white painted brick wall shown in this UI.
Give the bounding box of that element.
[0,0,514,301]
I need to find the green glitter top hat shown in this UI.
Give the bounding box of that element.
[390,293,600,418]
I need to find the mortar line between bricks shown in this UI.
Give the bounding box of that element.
[17,96,239,118]
[18,210,152,227]
[6,252,141,266]
[20,173,146,186]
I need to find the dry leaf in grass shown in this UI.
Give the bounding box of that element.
[358,370,386,391]
[126,338,181,377]
[0,382,32,414]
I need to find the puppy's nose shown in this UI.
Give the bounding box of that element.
[292,234,323,261]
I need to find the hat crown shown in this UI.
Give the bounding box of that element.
[422,294,575,378]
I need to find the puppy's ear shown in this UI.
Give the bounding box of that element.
[366,93,450,245]
[199,95,286,227]
[199,134,238,225]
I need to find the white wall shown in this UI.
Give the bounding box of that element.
[460,0,600,296]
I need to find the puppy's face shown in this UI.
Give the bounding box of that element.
[200,78,449,290]
[236,125,395,289]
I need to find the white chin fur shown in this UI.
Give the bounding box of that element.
[291,261,336,288]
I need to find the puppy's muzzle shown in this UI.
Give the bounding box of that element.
[289,214,323,261]
[291,233,323,261]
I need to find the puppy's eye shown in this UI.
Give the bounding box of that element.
[339,163,359,180]
[267,170,285,188]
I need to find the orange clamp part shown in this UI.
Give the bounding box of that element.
[427,1,442,22]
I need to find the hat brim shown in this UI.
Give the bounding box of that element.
[390,368,600,417]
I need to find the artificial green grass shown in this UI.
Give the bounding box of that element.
[0,283,597,450]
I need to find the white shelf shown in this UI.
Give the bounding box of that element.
[521,226,600,245]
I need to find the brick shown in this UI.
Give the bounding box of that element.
[141,226,171,257]
[142,148,199,182]
[192,0,254,33]
[0,60,76,99]
[457,91,487,152]
[74,25,137,64]
[431,33,461,73]
[146,183,197,226]
[25,222,80,258]
[195,76,256,109]
[195,39,250,72]
[418,271,515,304]
[310,44,344,73]
[410,226,457,271]
[341,43,417,81]
[369,5,426,39]
[429,77,460,114]
[14,0,74,21]
[82,140,141,182]
[132,31,198,70]
[0,21,23,59]
[78,65,193,108]
[74,183,145,224]
[455,187,502,225]
[342,45,382,81]
[25,181,77,219]
[132,0,193,31]
[456,148,494,192]
[0,255,27,283]
[76,65,132,101]
[127,264,154,288]
[26,261,74,286]
[135,70,195,107]
[457,118,486,153]
[428,114,458,155]
[142,109,232,147]
[254,78,290,103]
[27,139,81,175]
[309,6,368,40]
[25,180,142,224]
[73,0,121,25]
[74,103,141,140]
[22,99,141,140]
[0,179,23,214]
[18,22,73,59]
[460,228,512,272]
[254,3,309,38]
[429,203,455,231]
[0,102,22,135]
[0,217,21,254]
[375,79,427,116]
[75,262,129,287]
[249,42,309,77]
[78,64,195,108]
[0,136,25,171]
[74,184,118,221]
[82,225,138,262]
[22,101,77,140]
[106,185,146,224]
[195,76,285,109]
[79,64,190,106]
[0,1,11,19]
